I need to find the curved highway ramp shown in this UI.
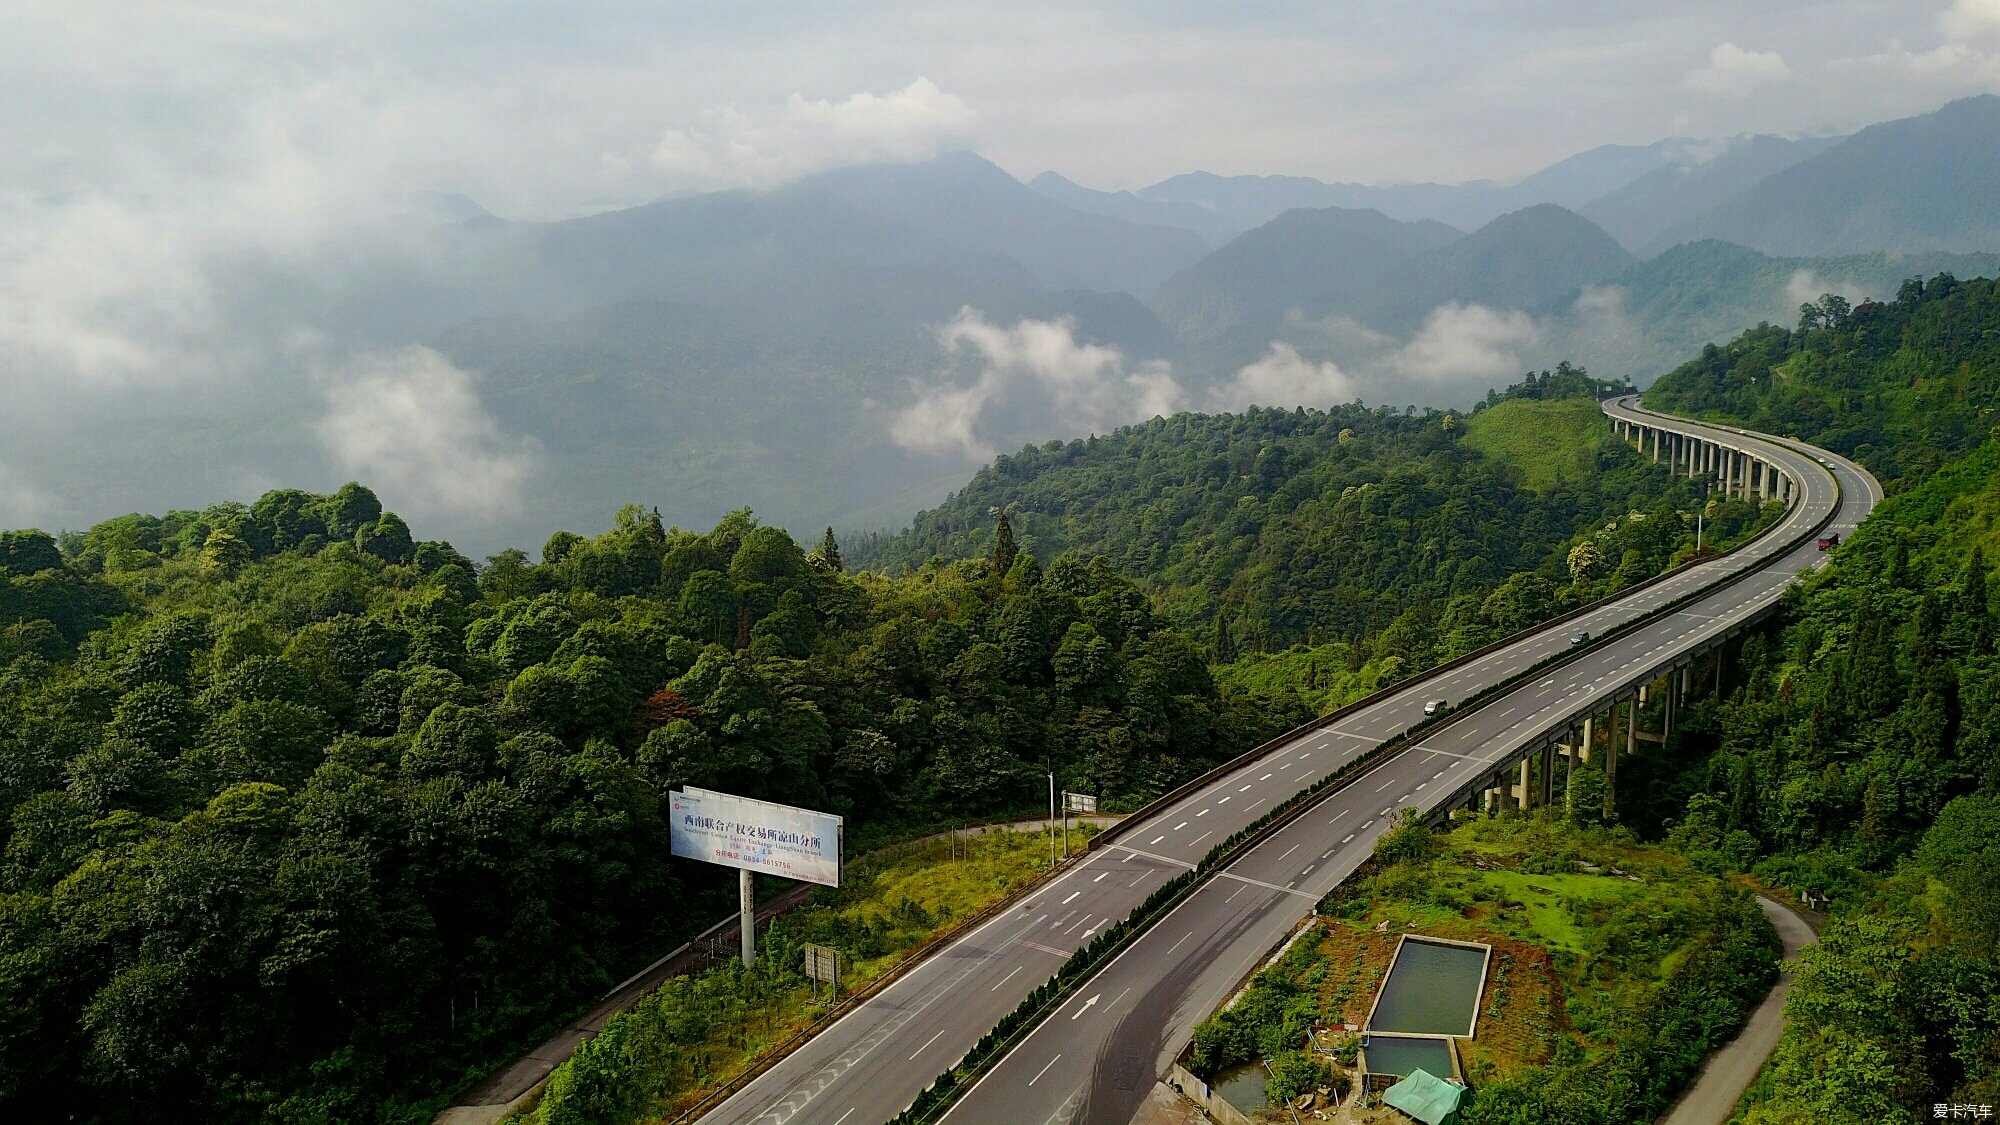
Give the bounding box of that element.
[693,401,1876,1125]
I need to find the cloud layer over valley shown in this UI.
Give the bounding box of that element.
[4,3,1999,552]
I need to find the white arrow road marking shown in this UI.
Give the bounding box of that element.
[1071,994,1100,1019]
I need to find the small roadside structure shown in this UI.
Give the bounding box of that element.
[1382,1067,1469,1125]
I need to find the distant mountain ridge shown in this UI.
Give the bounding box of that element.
[809,152,1209,295]
[1149,206,1460,343]
[1649,95,2000,256]
[1028,171,1239,247]
[27,96,2000,562]
[1034,135,1839,242]
[1579,134,1842,251]
[1151,202,1636,379]
[1348,204,1636,335]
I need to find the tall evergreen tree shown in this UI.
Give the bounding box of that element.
[991,512,1018,576]
[1728,754,1759,837]
[817,526,843,573]
[1958,544,1992,654]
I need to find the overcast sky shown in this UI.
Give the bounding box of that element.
[6,1,1999,220]
[4,1,2000,541]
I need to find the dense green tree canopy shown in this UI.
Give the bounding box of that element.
[0,489,1295,1123]
[855,368,1740,657]
[1637,274,2000,1118]
[1646,273,2000,493]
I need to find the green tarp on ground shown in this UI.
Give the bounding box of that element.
[1382,1067,1468,1125]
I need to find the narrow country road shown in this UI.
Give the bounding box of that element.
[1654,895,1819,1125]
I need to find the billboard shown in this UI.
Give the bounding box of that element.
[669,786,844,887]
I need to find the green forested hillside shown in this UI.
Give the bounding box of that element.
[857,368,1766,667]
[1457,394,1615,490]
[0,490,1290,1123]
[1644,271,2000,492]
[1628,276,2000,1119]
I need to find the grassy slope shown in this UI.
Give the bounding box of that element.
[526,824,1094,1124]
[1844,437,2000,573]
[1331,819,1759,1071]
[1459,397,1611,492]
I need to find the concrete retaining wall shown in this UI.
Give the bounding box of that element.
[1166,1063,1257,1125]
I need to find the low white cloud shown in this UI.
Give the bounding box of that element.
[645,78,976,190]
[890,310,1182,458]
[1684,43,1791,97]
[890,380,997,459]
[1827,40,1999,83]
[1571,284,1627,319]
[1941,0,2000,40]
[1784,269,1870,310]
[1395,303,1543,383]
[316,347,540,518]
[1209,344,1357,411]
[1279,309,1396,352]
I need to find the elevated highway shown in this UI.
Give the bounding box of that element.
[698,399,1877,1125]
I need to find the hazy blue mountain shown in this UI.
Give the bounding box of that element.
[1579,135,1842,251]
[1502,140,1720,215]
[529,180,1043,327]
[805,152,1209,296]
[1142,203,1635,400]
[1531,239,2000,383]
[1649,96,2000,256]
[1149,206,1461,343]
[404,190,496,223]
[1137,170,1475,236]
[1132,139,1723,236]
[1027,171,1235,246]
[1349,204,1635,335]
[170,161,1191,555]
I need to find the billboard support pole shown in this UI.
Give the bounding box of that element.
[1047,773,1056,869]
[739,868,755,967]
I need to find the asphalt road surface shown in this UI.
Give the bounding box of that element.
[934,401,1876,1125]
[695,401,1875,1125]
[1655,896,1819,1125]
